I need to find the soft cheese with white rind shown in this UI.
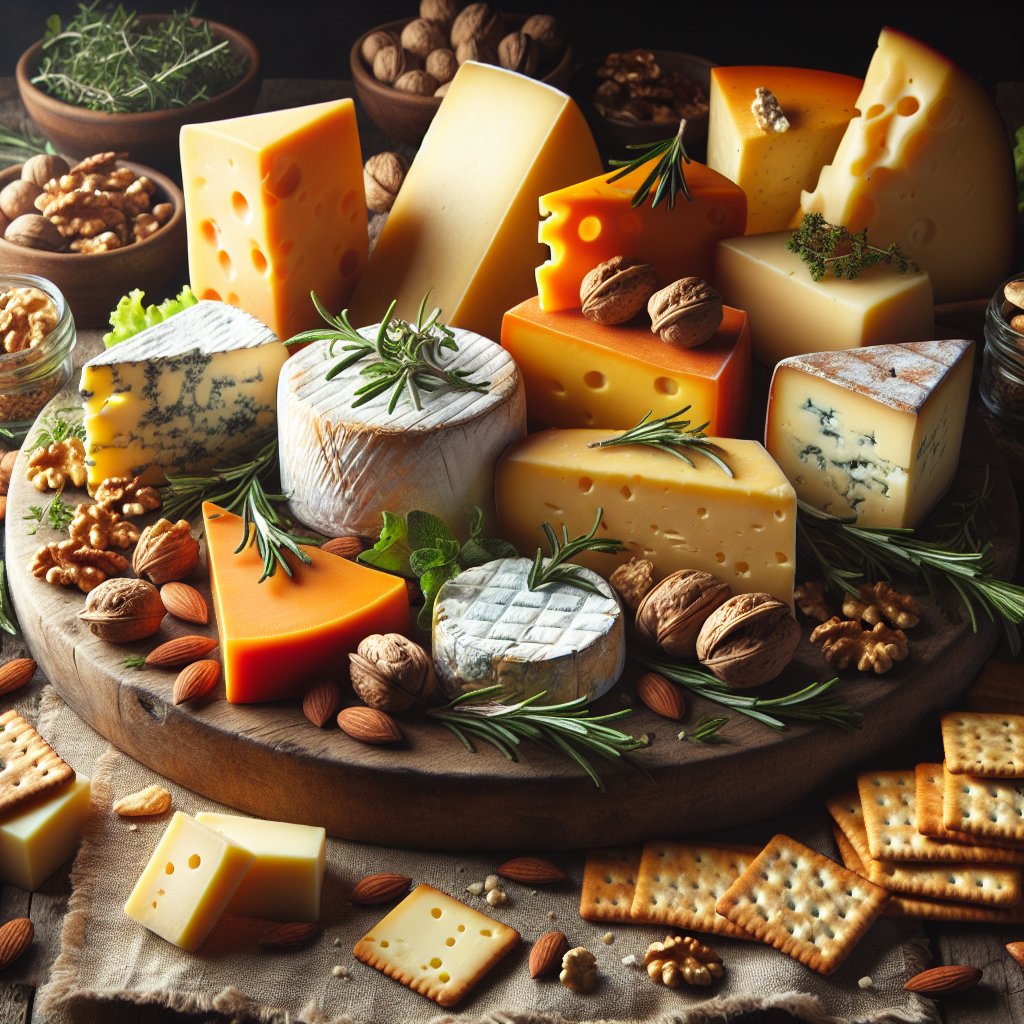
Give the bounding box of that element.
[765,339,973,528]
[81,300,287,488]
[432,557,624,704]
[278,327,526,539]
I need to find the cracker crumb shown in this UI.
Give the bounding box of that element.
[484,873,501,892]
[332,965,350,978]
[547,910,558,921]
[128,823,138,832]
[466,881,484,896]
[485,888,508,907]
[858,976,873,989]
[333,938,342,947]
[601,931,615,945]
[621,953,637,967]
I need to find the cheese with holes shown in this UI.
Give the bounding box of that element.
[203,502,409,703]
[124,812,254,952]
[536,160,746,312]
[801,28,1014,303]
[765,340,972,528]
[348,62,601,340]
[80,300,288,489]
[501,297,750,436]
[432,557,624,703]
[279,327,525,539]
[714,232,934,365]
[496,431,796,605]
[181,99,367,340]
[707,66,861,233]
[195,812,326,922]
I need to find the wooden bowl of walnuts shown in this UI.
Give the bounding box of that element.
[351,4,572,146]
[0,154,186,329]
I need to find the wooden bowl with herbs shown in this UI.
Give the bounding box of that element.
[15,10,260,170]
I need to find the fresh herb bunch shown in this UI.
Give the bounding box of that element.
[587,407,733,477]
[787,213,918,281]
[607,118,692,209]
[29,412,85,452]
[0,561,17,636]
[33,2,246,113]
[427,685,647,790]
[678,714,729,744]
[24,490,74,535]
[286,293,490,414]
[0,121,55,171]
[528,508,624,595]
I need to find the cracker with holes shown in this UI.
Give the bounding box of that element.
[0,709,74,815]
[942,711,1024,778]
[579,847,641,923]
[630,840,759,939]
[943,766,1024,845]
[353,883,520,1007]
[915,763,1024,850]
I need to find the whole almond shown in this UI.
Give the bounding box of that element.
[635,673,686,720]
[337,706,402,744]
[259,921,319,949]
[904,965,982,995]
[321,536,363,559]
[0,658,36,698]
[1007,942,1024,968]
[497,857,569,885]
[145,635,218,669]
[303,679,342,728]
[530,930,569,978]
[351,872,412,905]
[0,917,33,970]
[0,449,18,478]
[160,582,209,625]
[113,784,172,817]
[172,660,221,705]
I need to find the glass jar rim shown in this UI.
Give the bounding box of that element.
[0,272,72,366]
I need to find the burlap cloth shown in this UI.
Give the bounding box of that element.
[27,686,937,1024]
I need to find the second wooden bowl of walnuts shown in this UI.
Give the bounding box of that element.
[351,4,572,146]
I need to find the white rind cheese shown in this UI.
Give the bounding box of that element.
[765,339,973,528]
[278,327,526,538]
[80,301,287,489]
[432,557,624,704]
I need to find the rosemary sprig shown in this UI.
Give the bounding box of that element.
[427,685,647,791]
[236,477,313,583]
[606,118,692,209]
[0,121,56,170]
[528,507,624,595]
[0,561,17,635]
[286,293,490,414]
[123,655,147,670]
[787,213,918,281]
[24,489,74,535]
[29,413,86,452]
[586,407,733,477]
[678,714,729,744]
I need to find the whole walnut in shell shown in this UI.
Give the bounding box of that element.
[420,0,461,26]
[372,45,409,85]
[425,47,459,84]
[451,3,503,50]
[401,18,447,58]
[497,32,539,76]
[364,152,408,214]
[521,13,565,58]
[394,70,439,96]
[78,577,165,643]
[133,519,200,586]
[635,569,732,658]
[349,633,436,713]
[361,29,400,66]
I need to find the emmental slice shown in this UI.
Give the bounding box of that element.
[202,502,409,703]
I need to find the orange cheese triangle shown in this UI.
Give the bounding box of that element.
[203,502,409,704]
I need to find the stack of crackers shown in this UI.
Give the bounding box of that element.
[0,708,75,814]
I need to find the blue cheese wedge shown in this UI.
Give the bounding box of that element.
[765,339,972,528]
[80,301,287,489]
[432,557,624,703]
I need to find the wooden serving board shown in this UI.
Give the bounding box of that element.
[5,391,1018,851]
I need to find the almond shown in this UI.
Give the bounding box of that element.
[259,921,319,949]
[160,582,209,625]
[350,872,412,905]
[337,706,402,744]
[145,635,218,669]
[529,930,568,979]
[321,536,363,559]
[635,672,685,720]
[1007,942,1024,968]
[0,449,18,479]
[497,857,569,885]
[904,965,983,995]
[0,658,36,698]
[172,659,221,705]
[113,784,172,817]
[0,917,33,970]
[303,679,342,728]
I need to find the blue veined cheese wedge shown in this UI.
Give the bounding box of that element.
[80,300,288,489]
[432,557,624,704]
[765,339,973,528]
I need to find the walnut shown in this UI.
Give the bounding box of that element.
[5,213,66,252]
[364,152,408,214]
[78,577,165,642]
[635,569,732,658]
[648,277,723,348]
[31,539,128,593]
[644,935,724,988]
[521,13,565,58]
[420,0,460,27]
[794,580,831,622]
[68,151,120,176]
[425,47,459,84]
[151,202,174,225]
[349,634,436,712]
[92,475,162,517]
[609,557,655,611]
[455,37,497,65]
[20,153,69,189]
[26,437,87,492]
[372,44,409,85]
[70,231,123,253]
[361,29,400,66]
[751,86,790,133]
[0,286,59,353]
[841,581,921,630]
[401,18,447,58]
[131,212,161,242]
[580,255,659,325]
[69,503,140,551]
[497,31,538,76]
[810,616,909,674]
[450,3,503,50]
[132,519,199,585]
[559,946,598,994]
[0,179,43,220]
[394,70,439,96]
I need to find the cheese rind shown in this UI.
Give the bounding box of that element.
[80,300,288,488]
[765,340,973,528]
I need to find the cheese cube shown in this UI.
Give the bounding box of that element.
[706,65,861,234]
[348,62,602,340]
[765,340,973,528]
[496,431,796,606]
[501,297,750,437]
[194,812,326,922]
[714,232,934,366]
[181,99,367,340]
[0,776,90,891]
[124,812,255,952]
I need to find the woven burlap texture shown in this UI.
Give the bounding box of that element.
[32,687,937,1024]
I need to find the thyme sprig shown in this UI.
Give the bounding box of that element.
[787,213,918,281]
[528,507,624,595]
[586,407,733,476]
[29,412,85,452]
[0,561,17,636]
[607,118,692,209]
[427,685,647,790]
[24,489,74,535]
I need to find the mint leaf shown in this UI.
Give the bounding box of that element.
[407,510,454,551]
[458,538,493,568]
[417,563,461,631]
[357,511,412,574]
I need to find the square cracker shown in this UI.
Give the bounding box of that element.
[715,834,889,975]
[0,710,75,815]
[630,841,759,939]
[353,883,519,1008]
[579,847,641,923]
[943,766,1024,844]
[942,711,1024,778]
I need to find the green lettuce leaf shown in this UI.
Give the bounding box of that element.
[103,285,198,347]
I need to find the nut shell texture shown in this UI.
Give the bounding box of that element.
[635,569,732,658]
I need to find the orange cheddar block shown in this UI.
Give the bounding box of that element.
[501,297,750,436]
[536,160,746,312]
[203,503,408,703]
[181,100,367,341]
